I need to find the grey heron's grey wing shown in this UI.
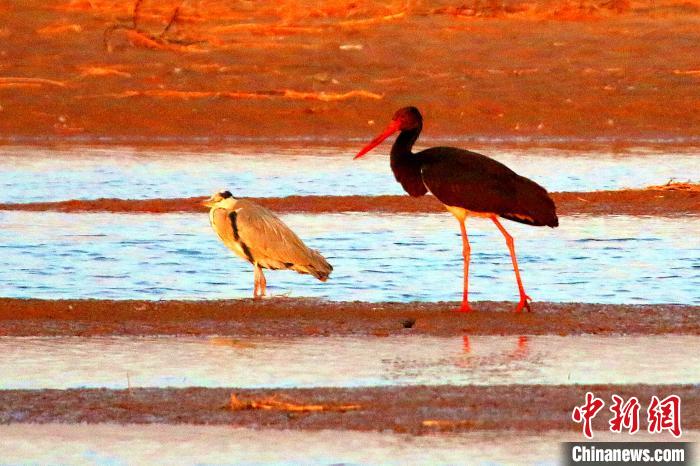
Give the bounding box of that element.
[234,202,316,265]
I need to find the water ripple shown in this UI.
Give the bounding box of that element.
[0,212,697,304]
[0,146,698,202]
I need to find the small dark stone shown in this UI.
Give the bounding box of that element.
[401,318,416,329]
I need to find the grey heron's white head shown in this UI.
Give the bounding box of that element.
[202,190,237,209]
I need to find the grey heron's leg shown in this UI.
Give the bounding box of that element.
[253,264,261,299]
[259,267,267,297]
[491,216,532,312]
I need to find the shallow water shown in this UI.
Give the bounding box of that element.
[0,211,697,304]
[3,424,693,466]
[1,335,698,389]
[0,146,698,203]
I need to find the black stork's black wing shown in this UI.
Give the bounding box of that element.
[417,147,558,227]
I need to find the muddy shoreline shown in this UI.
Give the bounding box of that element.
[4,2,700,142]
[1,385,697,433]
[0,298,697,337]
[1,189,698,216]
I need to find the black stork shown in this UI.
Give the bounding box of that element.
[354,106,558,312]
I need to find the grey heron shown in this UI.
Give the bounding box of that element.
[203,191,332,298]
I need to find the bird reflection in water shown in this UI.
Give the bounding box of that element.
[455,335,530,368]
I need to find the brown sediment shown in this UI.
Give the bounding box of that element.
[88,89,383,102]
[229,393,362,413]
[0,298,697,337]
[35,23,83,35]
[0,385,697,433]
[646,181,700,192]
[0,77,68,88]
[3,1,700,144]
[78,65,132,78]
[0,188,698,216]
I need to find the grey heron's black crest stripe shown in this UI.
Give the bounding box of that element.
[229,211,255,263]
[220,191,233,198]
[229,211,240,240]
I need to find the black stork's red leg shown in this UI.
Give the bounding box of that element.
[458,219,472,312]
[491,216,532,312]
[354,106,558,313]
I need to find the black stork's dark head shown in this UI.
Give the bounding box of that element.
[354,106,423,159]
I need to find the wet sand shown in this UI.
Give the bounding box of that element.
[0,298,697,337]
[1,385,697,433]
[0,188,698,216]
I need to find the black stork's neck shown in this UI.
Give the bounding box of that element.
[389,124,428,197]
[390,124,421,159]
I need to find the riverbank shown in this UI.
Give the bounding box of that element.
[0,187,698,216]
[0,298,697,336]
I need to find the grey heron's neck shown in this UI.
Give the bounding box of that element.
[218,198,240,210]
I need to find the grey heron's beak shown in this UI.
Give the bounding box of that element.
[202,197,216,208]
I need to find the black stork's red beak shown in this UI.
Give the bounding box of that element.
[353,120,401,159]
